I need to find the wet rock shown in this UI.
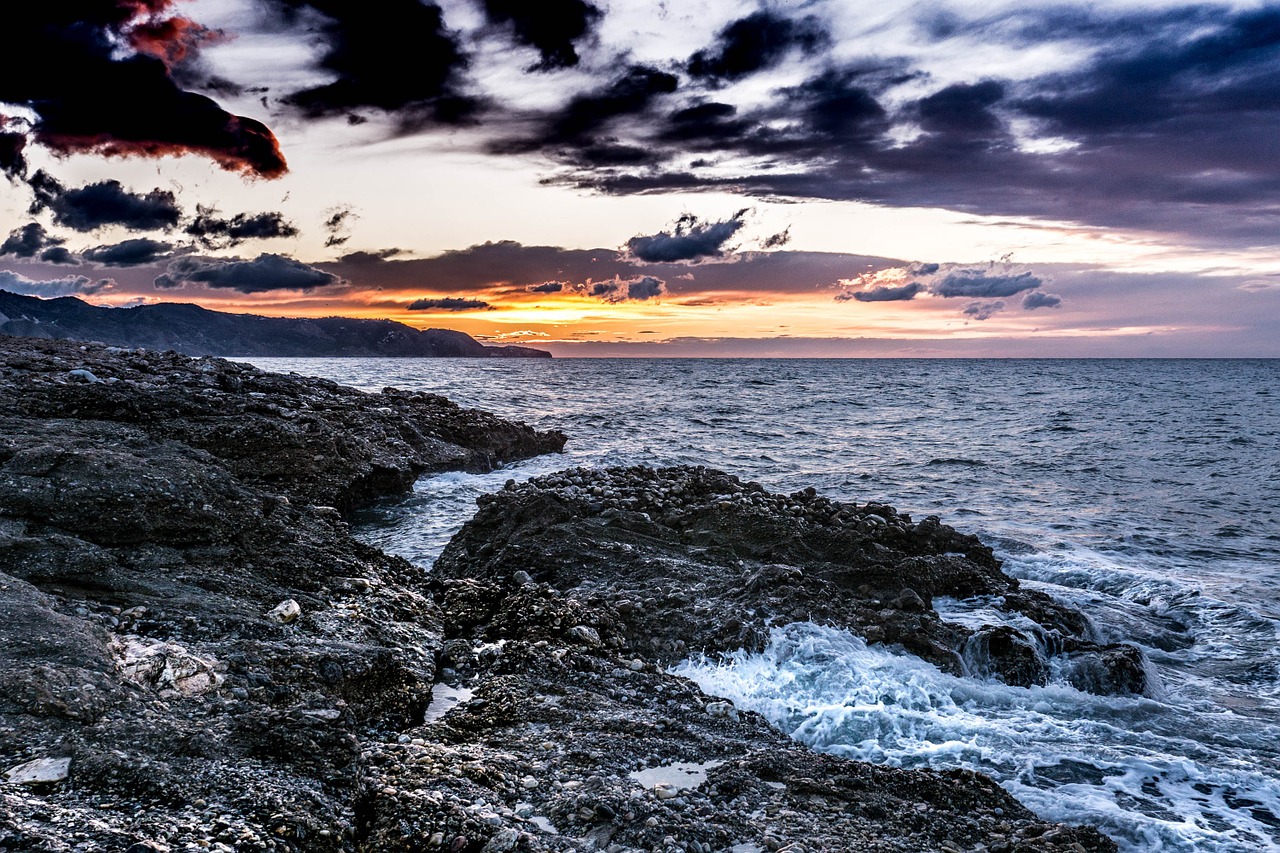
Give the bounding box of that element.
[438,465,1145,695]
[964,626,1049,688]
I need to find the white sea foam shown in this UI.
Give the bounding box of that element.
[674,622,1280,853]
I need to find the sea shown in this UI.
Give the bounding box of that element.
[248,357,1280,853]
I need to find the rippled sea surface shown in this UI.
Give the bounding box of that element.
[249,357,1280,853]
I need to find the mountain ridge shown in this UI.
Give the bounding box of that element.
[0,290,551,358]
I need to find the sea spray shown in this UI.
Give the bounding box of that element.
[674,622,1280,853]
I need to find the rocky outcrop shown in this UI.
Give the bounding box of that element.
[0,339,1123,852]
[0,290,551,358]
[0,336,567,512]
[0,336,562,851]
[435,466,1147,696]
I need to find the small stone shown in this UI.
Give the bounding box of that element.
[266,599,302,624]
[705,700,739,720]
[520,776,539,789]
[481,829,519,852]
[653,783,679,800]
[5,757,71,785]
[513,571,533,585]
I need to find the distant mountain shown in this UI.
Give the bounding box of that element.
[0,290,550,358]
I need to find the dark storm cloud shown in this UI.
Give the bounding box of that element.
[527,281,565,293]
[481,0,602,70]
[82,238,175,267]
[155,253,346,293]
[1,224,64,260]
[185,208,299,248]
[269,0,476,125]
[687,10,829,82]
[0,4,285,177]
[407,297,494,311]
[962,300,1006,321]
[28,172,182,232]
[0,270,110,298]
[502,65,679,151]
[529,5,1280,245]
[626,211,747,263]
[1022,291,1063,310]
[917,81,1006,135]
[38,247,79,266]
[841,282,925,302]
[0,130,26,179]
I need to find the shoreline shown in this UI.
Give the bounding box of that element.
[1,336,1124,852]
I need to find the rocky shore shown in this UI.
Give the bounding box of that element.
[1,337,1132,852]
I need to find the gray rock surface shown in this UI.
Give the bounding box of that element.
[0,338,1121,852]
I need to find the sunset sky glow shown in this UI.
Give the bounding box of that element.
[3,0,1279,355]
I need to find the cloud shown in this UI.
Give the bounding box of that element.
[155,253,346,293]
[532,65,679,146]
[527,281,565,293]
[82,239,175,267]
[687,11,829,82]
[407,297,495,311]
[841,282,926,302]
[838,261,1044,308]
[323,205,357,248]
[587,275,666,302]
[1022,291,1063,310]
[931,269,1042,299]
[626,211,747,263]
[269,0,476,125]
[38,247,79,266]
[185,208,299,248]
[917,81,1006,135]
[0,5,285,177]
[28,171,182,232]
[0,270,111,298]
[0,130,26,179]
[481,0,602,70]
[517,6,1280,246]
[962,300,1006,321]
[1,223,64,259]
[762,228,791,250]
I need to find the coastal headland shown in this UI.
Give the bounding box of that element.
[0,337,1131,851]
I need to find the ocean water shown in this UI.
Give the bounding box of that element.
[249,357,1280,852]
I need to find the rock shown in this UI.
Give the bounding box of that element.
[480,829,519,852]
[266,599,302,624]
[5,757,71,785]
[0,341,1122,853]
[442,465,1145,695]
[0,337,564,852]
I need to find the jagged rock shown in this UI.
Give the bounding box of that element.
[435,464,1146,696]
[0,336,562,851]
[0,340,1123,853]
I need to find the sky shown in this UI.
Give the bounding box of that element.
[2,0,1279,356]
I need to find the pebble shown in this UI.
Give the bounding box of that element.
[266,599,302,624]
